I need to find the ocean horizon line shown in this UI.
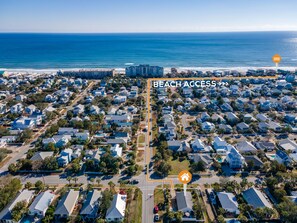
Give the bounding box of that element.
[1,30,297,35]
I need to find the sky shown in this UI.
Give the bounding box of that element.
[0,0,297,33]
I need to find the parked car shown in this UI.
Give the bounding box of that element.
[154,205,159,214]
[154,214,159,222]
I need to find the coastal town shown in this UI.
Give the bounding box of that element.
[0,65,296,223]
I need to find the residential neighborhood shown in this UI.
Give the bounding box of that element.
[0,67,296,223]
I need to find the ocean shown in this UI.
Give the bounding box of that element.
[0,32,297,69]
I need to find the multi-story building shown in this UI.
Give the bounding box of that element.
[58,69,115,79]
[125,64,164,77]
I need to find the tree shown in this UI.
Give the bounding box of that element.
[155,160,172,177]
[277,199,297,223]
[24,182,32,189]
[42,157,58,170]
[66,176,72,184]
[8,163,18,173]
[191,161,206,172]
[11,201,27,222]
[96,178,101,186]
[108,181,115,190]
[73,177,78,184]
[18,129,33,142]
[35,180,44,191]
[0,178,22,211]
[217,215,226,223]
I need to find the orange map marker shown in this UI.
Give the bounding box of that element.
[178,170,192,196]
[272,54,282,69]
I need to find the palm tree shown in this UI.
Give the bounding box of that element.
[66,176,72,185]
[73,177,78,184]
[108,181,115,190]
[96,178,101,186]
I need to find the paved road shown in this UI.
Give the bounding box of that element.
[0,81,95,175]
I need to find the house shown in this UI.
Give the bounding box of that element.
[242,187,272,209]
[236,141,257,154]
[176,192,196,220]
[259,122,270,132]
[168,140,191,153]
[106,194,127,222]
[0,136,17,144]
[43,135,72,148]
[106,139,127,146]
[105,114,131,124]
[243,155,264,169]
[188,153,213,168]
[268,121,282,132]
[226,112,239,123]
[217,192,240,215]
[218,124,233,133]
[255,141,275,152]
[243,114,256,123]
[112,132,130,143]
[256,114,269,122]
[54,189,79,219]
[111,144,123,158]
[30,152,54,162]
[57,148,73,167]
[0,103,7,114]
[213,137,228,152]
[201,122,215,132]
[236,122,250,133]
[191,138,211,153]
[221,103,233,112]
[73,104,85,115]
[275,150,292,166]
[15,95,27,102]
[28,191,55,217]
[10,103,23,114]
[12,117,37,130]
[58,127,79,135]
[25,105,37,115]
[80,190,101,221]
[0,190,34,223]
[278,139,297,153]
[113,95,127,103]
[226,146,245,169]
[75,131,90,141]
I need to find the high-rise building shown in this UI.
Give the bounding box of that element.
[125,64,164,78]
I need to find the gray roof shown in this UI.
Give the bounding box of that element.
[244,155,264,167]
[30,151,54,161]
[80,190,101,216]
[29,191,54,214]
[0,190,34,220]
[217,192,239,211]
[176,192,193,212]
[106,194,126,219]
[54,189,79,216]
[242,187,272,209]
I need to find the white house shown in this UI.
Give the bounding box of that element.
[57,148,73,167]
[10,103,23,114]
[111,144,123,158]
[54,190,79,219]
[29,191,55,217]
[226,146,245,169]
[201,121,215,132]
[106,194,127,222]
[0,190,34,223]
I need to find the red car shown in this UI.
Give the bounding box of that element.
[154,205,159,214]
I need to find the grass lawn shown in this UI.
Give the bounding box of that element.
[138,134,145,144]
[168,158,190,175]
[125,189,142,223]
[154,188,165,221]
